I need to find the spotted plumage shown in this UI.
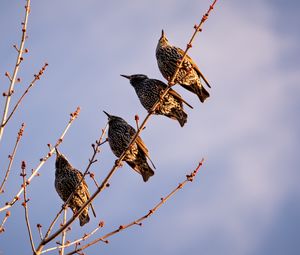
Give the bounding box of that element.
[103,111,155,182]
[55,148,96,226]
[156,30,211,103]
[121,74,193,127]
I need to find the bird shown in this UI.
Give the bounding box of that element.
[54,148,96,226]
[103,111,155,182]
[120,74,193,127]
[156,30,211,103]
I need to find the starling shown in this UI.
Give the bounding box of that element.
[121,74,193,127]
[55,148,96,226]
[156,30,211,103]
[103,111,155,182]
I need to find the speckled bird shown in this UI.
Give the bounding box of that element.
[121,74,193,127]
[103,111,155,182]
[55,148,96,226]
[156,30,211,103]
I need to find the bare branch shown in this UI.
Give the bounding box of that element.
[0,107,81,213]
[33,1,217,252]
[59,209,67,255]
[41,221,104,254]
[0,211,11,234]
[0,123,25,193]
[89,172,99,189]
[21,161,36,252]
[37,224,43,241]
[33,1,217,253]
[2,63,48,127]
[66,160,204,255]
[0,0,31,143]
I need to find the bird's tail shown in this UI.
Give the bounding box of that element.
[128,161,154,182]
[79,209,90,226]
[196,82,210,103]
[181,82,210,103]
[169,109,187,127]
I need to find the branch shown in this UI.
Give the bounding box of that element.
[0,123,25,193]
[40,221,104,254]
[59,209,67,255]
[2,63,48,127]
[0,0,31,143]
[66,160,204,255]
[0,107,80,213]
[0,211,11,234]
[34,1,217,253]
[37,224,43,240]
[21,161,36,252]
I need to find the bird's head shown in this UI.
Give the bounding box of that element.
[158,30,169,47]
[55,148,71,170]
[120,74,148,87]
[103,111,125,125]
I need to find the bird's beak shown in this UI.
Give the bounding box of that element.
[161,29,165,39]
[103,111,111,118]
[120,74,131,80]
[55,147,60,156]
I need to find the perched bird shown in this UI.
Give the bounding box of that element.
[55,148,96,226]
[121,74,193,127]
[103,111,155,182]
[156,30,211,103]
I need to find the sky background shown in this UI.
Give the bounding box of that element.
[0,0,299,254]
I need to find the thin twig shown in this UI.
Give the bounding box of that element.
[2,63,48,127]
[89,172,100,188]
[66,160,204,255]
[41,222,104,254]
[21,161,36,252]
[37,224,43,240]
[0,123,25,193]
[0,0,31,142]
[0,211,11,233]
[0,107,80,213]
[43,212,62,241]
[34,1,217,253]
[134,115,139,130]
[59,209,67,255]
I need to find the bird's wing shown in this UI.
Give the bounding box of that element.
[78,171,97,218]
[155,79,193,109]
[128,125,149,156]
[135,136,149,157]
[177,47,211,88]
[128,126,156,170]
[168,88,194,109]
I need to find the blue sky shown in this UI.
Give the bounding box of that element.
[0,0,299,254]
